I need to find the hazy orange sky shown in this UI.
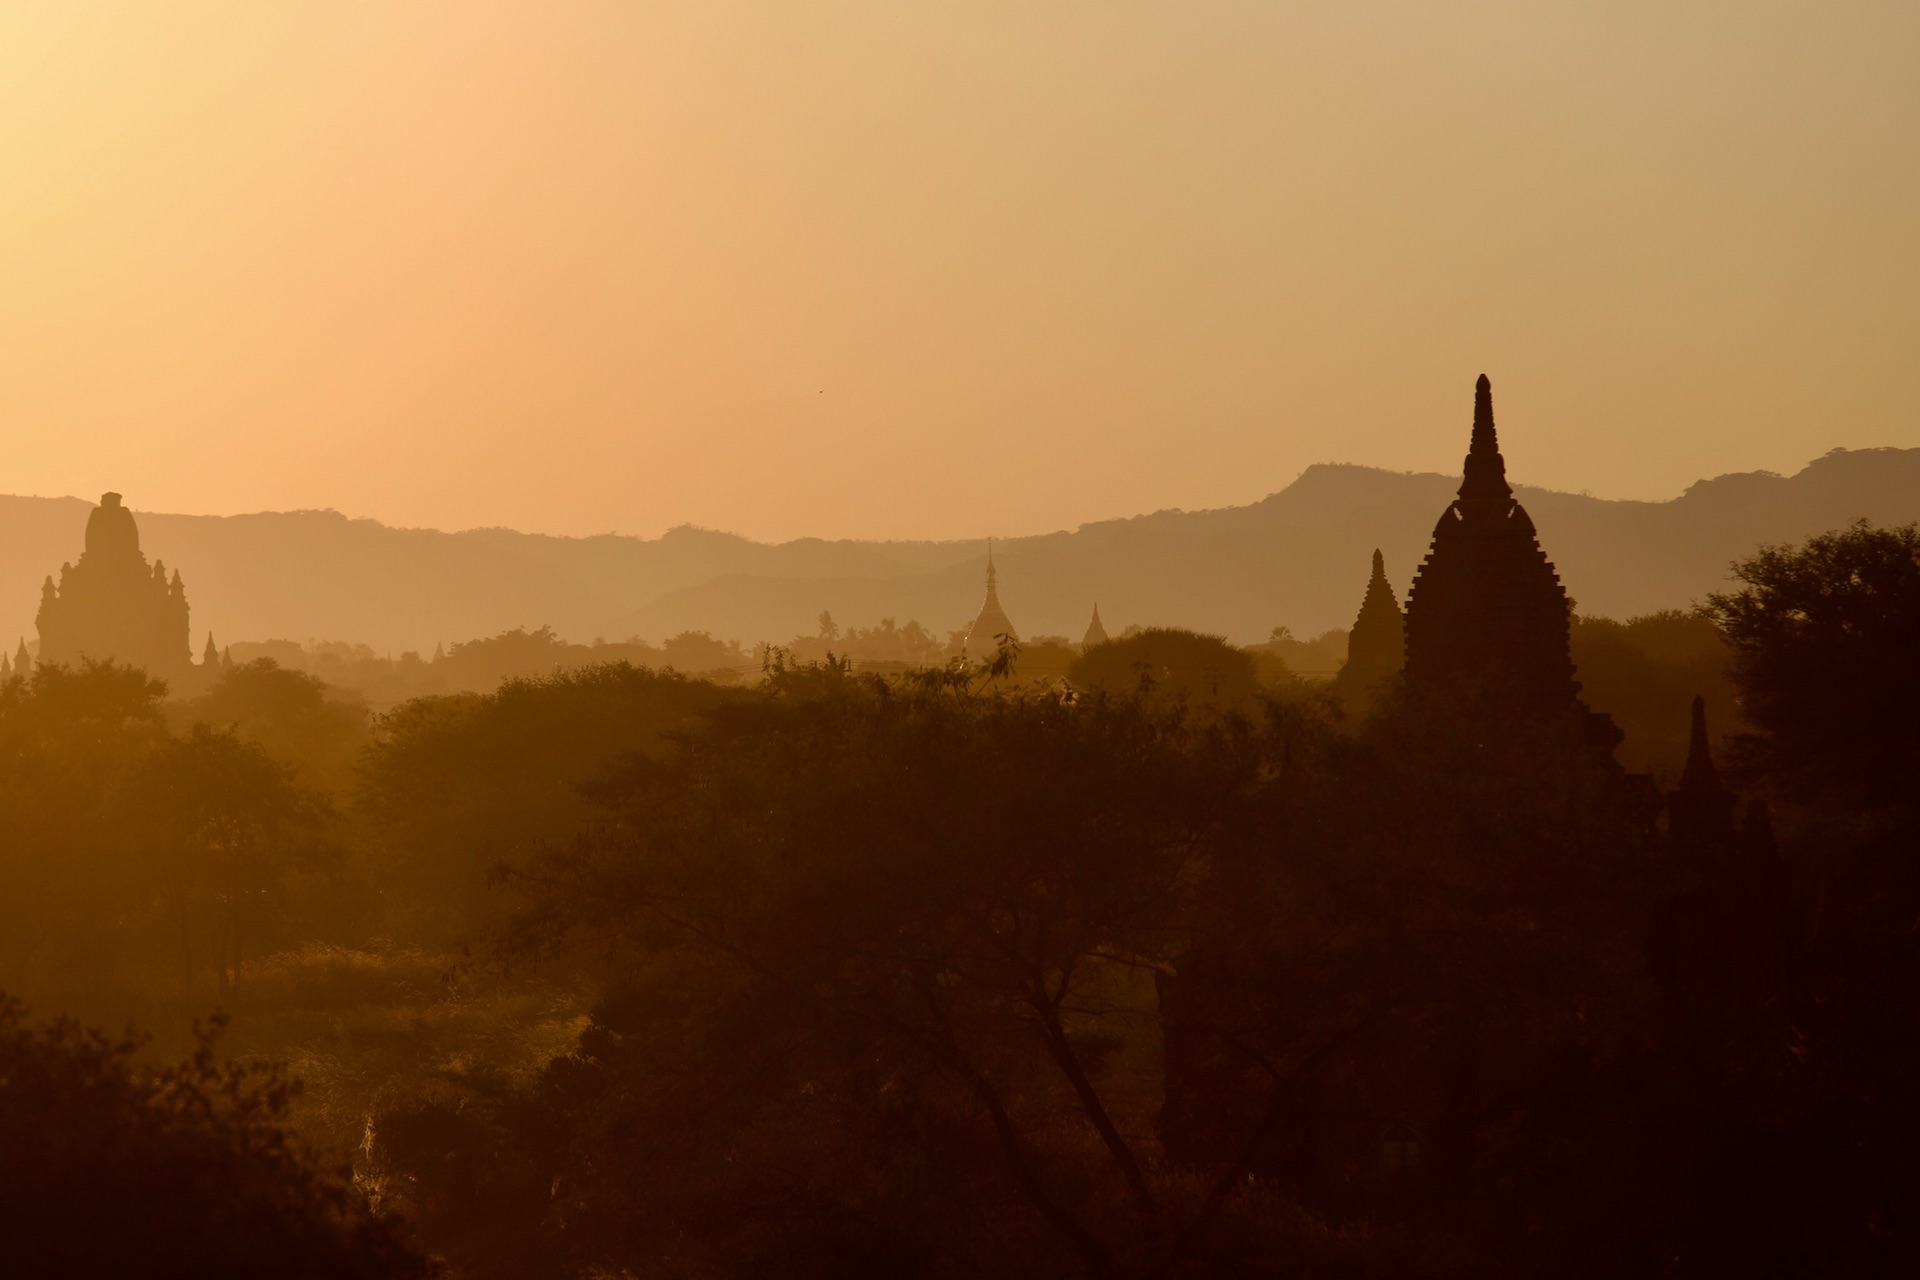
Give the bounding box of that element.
[2,2,1914,542]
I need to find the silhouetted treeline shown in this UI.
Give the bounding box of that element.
[1,525,1916,1276]
[0,997,426,1276]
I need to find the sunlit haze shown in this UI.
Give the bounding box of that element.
[3,1,1915,541]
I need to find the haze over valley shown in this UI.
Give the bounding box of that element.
[5,5,1919,1276]
[5,444,1915,658]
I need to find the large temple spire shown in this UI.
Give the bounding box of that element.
[1458,373,1512,501]
[1402,374,1593,728]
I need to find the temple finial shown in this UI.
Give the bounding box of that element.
[1371,548,1386,579]
[1458,373,1512,501]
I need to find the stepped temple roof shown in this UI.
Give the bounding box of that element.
[35,492,193,680]
[1338,548,1405,698]
[1403,376,1582,718]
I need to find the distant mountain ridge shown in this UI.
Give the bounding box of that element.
[3,447,1917,655]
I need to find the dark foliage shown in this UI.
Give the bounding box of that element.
[355,662,743,942]
[1703,520,1920,806]
[8,521,1920,1279]
[0,995,427,1278]
[1070,627,1261,712]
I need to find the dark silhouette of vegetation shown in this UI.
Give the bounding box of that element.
[1704,520,1920,806]
[1069,627,1261,712]
[6,516,1920,1278]
[181,658,372,794]
[1571,610,1738,773]
[0,995,426,1277]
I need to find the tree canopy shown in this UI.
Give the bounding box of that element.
[1703,520,1920,804]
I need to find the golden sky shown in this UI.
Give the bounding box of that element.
[1,2,1914,542]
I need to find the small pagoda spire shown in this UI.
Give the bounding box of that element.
[1678,694,1723,793]
[964,538,1018,658]
[14,637,31,676]
[1083,604,1110,648]
[1338,548,1406,703]
[1458,373,1513,502]
[203,633,220,667]
[1669,694,1738,849]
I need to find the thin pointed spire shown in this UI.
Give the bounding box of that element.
[1678,694,1723,793]
[1668,693,1738,849]
[1458,373,1513,501]
[986,537,997,588]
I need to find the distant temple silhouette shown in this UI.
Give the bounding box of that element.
[36,493,193,681]
[1403,376,1612,744]
[963,541,1018,661]
[1666,694,1774,857]
[1082,604,1109,648]
[1667,695,1738,847]
[1336,549,1404,700]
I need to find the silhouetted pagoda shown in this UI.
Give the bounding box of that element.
[963,541,1018,660]
[1403,376,1586,721]
[1082,604,1109,648]
[1664,694,1776,861]
[1667,695,1738,848]
[1336,549,1405,700]
[36,493,192,681]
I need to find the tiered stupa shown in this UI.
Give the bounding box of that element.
[1402,376,1584,719]
[1336,549,1405,699]
[36,493,192,681]
[1082,604,1110,648]
[963,541,1019,661]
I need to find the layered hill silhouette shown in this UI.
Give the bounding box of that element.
[3,447,1917,656]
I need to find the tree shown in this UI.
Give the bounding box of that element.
[0,994,427,1278]
[125,726,330,995]
[356,663,742,945]
[0,661,170,1004]
[373,669,1414,1277]
[1069,627,1260,714]
[1702,521,1920,805]
[183,658,372,794]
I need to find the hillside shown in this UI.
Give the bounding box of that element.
[3,446,1917,654]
